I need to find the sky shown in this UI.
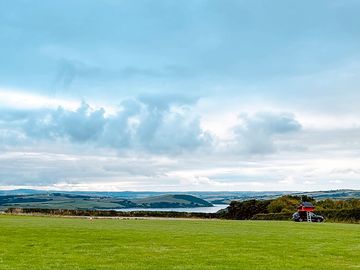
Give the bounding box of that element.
[1,0,360,191]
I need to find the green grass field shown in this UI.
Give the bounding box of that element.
[0,215,359,270]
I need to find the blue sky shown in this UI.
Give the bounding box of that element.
[1,0,360,191]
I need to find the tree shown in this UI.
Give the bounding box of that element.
[267,196,300,213]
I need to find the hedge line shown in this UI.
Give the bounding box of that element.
[5,207,360,223]
[252,209,360,223]
[252,212,292,221]
[316,209,360,223]
[5,208,218,219]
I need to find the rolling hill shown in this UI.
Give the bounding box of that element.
[0,193,213,210]
[133,194,213,208]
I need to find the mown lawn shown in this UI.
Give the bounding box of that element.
[0,215,359,269]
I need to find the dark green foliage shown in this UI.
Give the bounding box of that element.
[221,196,360,223]
[317,209,360,223]
[300,195,316,203]
[316,199,360,210]
[267,195,301,213]
[252,212,293,221]
[5,208,218,219]
[225,199,270,220]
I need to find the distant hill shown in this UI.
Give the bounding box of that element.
[0,193,213,210]
[290,189,360,200]
[205,190,360,204]
[133,194,213,208]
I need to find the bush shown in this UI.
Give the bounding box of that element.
[252,209,360,223]
[5,208,219,219]
[252,212,292,221]
[225,199,270,220]
[267,196,300,213]
[317,209,360,223]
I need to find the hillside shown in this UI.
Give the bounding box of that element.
[291,189,360,200]
[0,193,213,210]
[133,194,213,208]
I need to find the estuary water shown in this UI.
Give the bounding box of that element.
[115,204,228,213]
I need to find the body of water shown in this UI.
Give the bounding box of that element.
[114,204,228,213]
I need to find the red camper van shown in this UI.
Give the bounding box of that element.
[292,202,324,222]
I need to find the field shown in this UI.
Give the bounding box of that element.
[0,215,359,270]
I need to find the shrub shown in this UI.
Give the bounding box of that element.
[252,212,292,221]
[225,199,270,220]
[317,209,360,223]
[267,196,300,213]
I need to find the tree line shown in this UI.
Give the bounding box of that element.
[218,195,360,223]
[5,195,360,223]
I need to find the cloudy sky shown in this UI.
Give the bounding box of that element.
[1,0,360,191]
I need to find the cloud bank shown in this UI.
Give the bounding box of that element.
[233,112,302,154]
[1,98,212,155]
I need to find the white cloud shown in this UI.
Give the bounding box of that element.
[0,96,213,155]
[0,88,79,110]
[232,112,302,154]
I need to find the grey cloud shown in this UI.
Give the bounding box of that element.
[1,104,304,156]
[233,112,302,154]
[138,93,198,110]
[53,58,195,94]
[22,103,105,142]
[54,59,102,91]
[0,103,306,157]
[1,98,211,155]
[136,108,212,154]
[0,108,30,122]
[118,65,193,79]
[100,99,142,149]
[56,103,106,142]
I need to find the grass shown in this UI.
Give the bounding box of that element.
[0,215,359,270]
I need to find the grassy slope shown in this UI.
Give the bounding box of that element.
[133,194,213,206]
[0,194,212,210]
[0,194,129,210]
[0,215,359,270]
